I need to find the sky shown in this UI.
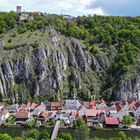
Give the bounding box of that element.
[0,0,140,16]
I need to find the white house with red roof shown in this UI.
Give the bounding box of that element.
[86,109,105,126]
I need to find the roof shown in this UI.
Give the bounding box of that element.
[82,102,89,108]
[31,12,40,15]
[30,103,38,109]
[89,101,96,106]
[39,111,48,118]
[25,102,31,110]
[105,117,119,125]
[15,110,29,119]
[128,101,136,106]
[77,105,85,112]
[86,109,105,117]
[51,102,64,107]
[134,102,140,108]
[115,104,123,112]
[2,110,9,115]
[6,104,18,110]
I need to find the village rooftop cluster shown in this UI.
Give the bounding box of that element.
[0,99,140,129]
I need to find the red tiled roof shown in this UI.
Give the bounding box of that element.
[105,117,119,125]
[89,101,96,106]
[51,102,64,107]
[86,109,105,117]
[15,110,29,119]
[134,102,140,108]
[32,12,40,15]
[128,101,136,106]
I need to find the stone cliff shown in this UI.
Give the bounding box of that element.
[0,27,140,103]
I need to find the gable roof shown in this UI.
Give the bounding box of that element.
[105,117,119,125]
[51,102,64,107]
[86,109,105,117]
[89,101,96,106]
[15,110,29,119]
[39,111,48,118]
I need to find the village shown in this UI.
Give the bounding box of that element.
[0,99,140,129]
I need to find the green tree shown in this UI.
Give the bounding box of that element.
[122,115,133,127]
[58,132,73,140]
[39,129,50,139]
[0,133,13,140]
[28,129,40,140]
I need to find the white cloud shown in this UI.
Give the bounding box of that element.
[0,0,107,15]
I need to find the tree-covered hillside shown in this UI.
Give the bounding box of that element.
[0,12,140,103]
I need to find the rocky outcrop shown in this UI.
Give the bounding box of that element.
[0,30,139,102]
[114,77,140,101]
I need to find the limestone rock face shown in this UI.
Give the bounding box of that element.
[114,77,140,101]
[0,29,139,102]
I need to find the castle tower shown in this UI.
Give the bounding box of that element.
[16,6,22,13]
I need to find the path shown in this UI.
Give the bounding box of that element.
[51,120,61,140]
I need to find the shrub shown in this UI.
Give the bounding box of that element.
[17,27,26,34]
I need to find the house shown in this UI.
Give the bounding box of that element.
[82,102,90,109]
[64,100,81,112]
[77,105,86,117]
[0,110,10,122]
[37,111,48,121]
[6,104,19,113]
[31,12,41,16]
[15,110,30,122]
[115,102,129,120]
[107,103,117,117]
[96,100,107,110]
[104,117,119,128]
[49,102,64,111]
[18,103,26,111]
[32,102,46,117]
[89,101,96,108]
[85,109,105,127]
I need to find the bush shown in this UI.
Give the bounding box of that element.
[89,45,98,54]
[25,119,36,128]
[17,27,26,34]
